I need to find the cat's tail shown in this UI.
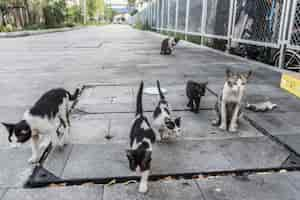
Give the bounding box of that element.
[136,81,144,116]
[212,99,221,126]
[156,80,165,100]
[68,88,80,101]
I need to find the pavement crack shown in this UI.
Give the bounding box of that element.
[194,180,207,200]
[24,166,300,189]
[244,115,300,158]
[59,144,74,177]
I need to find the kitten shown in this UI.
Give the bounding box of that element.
[160,37,180,55]
[152,80,181,140]
[126,81,155,193]
[212,69,252,132]
[186,80,208,113]
[2,88,80,163]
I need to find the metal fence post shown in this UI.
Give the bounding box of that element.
[156,0,159,30]
[279,0,294,69]
[151,1,154,27]
[161,0,164,32]
[278,0,288,68]
[185,0,190,40]
[226,0,235,53]
[149,2,152,27]
[148,3,150,24]
[175,0,179,37]
[201,0,208,46]
[168,0,171,36]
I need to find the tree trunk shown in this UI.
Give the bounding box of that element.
[24,0,31,24]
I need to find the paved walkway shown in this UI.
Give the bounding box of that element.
[0,25,300,199]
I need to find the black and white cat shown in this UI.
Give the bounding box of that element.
[212,69,252,132]
[160,37,180,55]
[152,80,181,140]
[186,80,208,113]
[2,88,80,163]
[126,81,155,193]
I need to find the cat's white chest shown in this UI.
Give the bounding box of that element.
[23,110,54,135]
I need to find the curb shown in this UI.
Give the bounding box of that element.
[0,26,82,38]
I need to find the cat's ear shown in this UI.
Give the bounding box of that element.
[126,149,133,158]
[175,117,181,127]
[1,122,15,142]
[2,123,15,134]
[246,70,252,80]
[226,69,233,79]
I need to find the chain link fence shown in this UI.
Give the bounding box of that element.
[151,2,157,28]
[169,0,177,30]
[205,0,231,38]
[135,0,300,69]
[188,0,202,33]
[289,0,300,49]
[232,0,283,47]
[177,0,187,32]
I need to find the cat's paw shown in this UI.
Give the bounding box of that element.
[211,119,219,126]
[10,143,20,148]
[28,155,39,164]
[219,124,227,131]
[229,124,238,133]
[139,183,148,193]
[156,134,162,142]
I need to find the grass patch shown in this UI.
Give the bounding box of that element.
[187,35,202,45]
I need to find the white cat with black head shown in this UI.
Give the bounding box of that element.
[152,80,181,141]
[212,69,252,132]
[2,88,80,163]
[126,81,155,193]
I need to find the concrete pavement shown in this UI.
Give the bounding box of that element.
[0,25,300,199]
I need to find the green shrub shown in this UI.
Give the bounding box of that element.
[0,24,14,32]
[0,25,6,32]
[187,35,202,45]
[5,24,13,32]
[43,0,66,28]
[134,19,151,31]
[66,5,82,24]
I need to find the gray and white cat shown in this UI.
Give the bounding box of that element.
[152,80,181,140]
[212,69,252,132]
[2,88,80,163]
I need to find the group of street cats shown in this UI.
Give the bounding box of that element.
[1,37,252,193]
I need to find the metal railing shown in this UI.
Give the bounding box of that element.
[131,0,300,71]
